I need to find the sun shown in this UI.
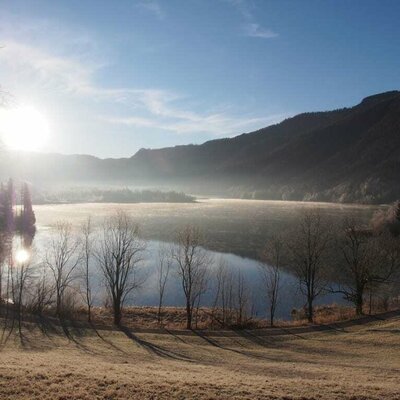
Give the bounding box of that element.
[0,105,50,151]
[15,248,30,264]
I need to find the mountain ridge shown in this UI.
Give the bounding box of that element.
[2,90,400,204]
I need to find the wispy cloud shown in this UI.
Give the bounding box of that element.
[243,23,278,39]
[101,111,285,136]
[1,38,285,138]
[225,0,278,40]
[0,13,287,155]
[135,0,164,20]
[1,41,96,95]
[224,0,253,20]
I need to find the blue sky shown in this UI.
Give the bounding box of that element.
[0,0,399,157]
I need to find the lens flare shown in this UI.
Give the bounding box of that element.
[15,248,30,264]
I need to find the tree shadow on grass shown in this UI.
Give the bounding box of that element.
[35,314,60,341]
[162,327,188,344]
[57,318,135,357]
[1,315,57,351]
[32,315,104,355]
[119,325,194,362]
[230,328,279,347]
[36,315,127,354]
[88,322,128,354]
[191,329,271,361]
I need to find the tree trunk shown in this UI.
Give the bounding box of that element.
[113,298,122,326]
[307,298,313,323]
[368,291,372,315]
[56,292,62,318]
[270,305,274,327]
[355,293,363,315]
[157,302,162,325]
[17,296,22,337]
[186,301,192,330]
[86,284,92,323]
[87,304,92,323]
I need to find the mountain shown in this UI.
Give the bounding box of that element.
[2,90,400,204]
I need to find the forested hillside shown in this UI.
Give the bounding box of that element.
[2,91,400,203]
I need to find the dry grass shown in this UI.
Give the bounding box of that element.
[0,312,400,399]
[75,304,377,330]
[89,306,221,330]
[286,304,357,326]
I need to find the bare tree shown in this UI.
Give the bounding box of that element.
[96,211,146,326]
[287,209,331,323]
[369,234,400,312]
[1,252,14,344]
[44,222,80,318]
[171,226,210,330]
[213,261,253,327]
[30,262,54,317]
[213,259,235,327]
[156,244,172,325]
[80,217,94,323]
[11,249,35,336]
[235,271,251,327]
[259,235,284,326]
[194,264,209,329]
[334,220,400,315]
[0,233,12,306]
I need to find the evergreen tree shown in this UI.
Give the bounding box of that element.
[4,178,15,233]
[21,182,36,235]
[0,180,36,240]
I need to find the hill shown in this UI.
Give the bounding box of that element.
[2,90,400,204]
[1,311,400,399]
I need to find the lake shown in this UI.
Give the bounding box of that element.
[34,198,381,258]
[30,199,382,319]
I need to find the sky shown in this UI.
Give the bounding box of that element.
[0,0,399,158]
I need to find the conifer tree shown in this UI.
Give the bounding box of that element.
[21,183,36,234]
[4,179,14,233]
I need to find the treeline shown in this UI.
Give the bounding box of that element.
[1,202,400,342]
[232,185,398,204]
[33,187,195,204]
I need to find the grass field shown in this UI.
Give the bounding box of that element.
[1,312,399,399]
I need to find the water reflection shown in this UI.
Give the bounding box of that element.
[32,228,344,320]
[136,242,344,320]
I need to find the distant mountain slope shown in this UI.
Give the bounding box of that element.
[126,90,400,203]
[2,90,400,204]
[128,107,350,178]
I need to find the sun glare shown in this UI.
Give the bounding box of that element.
[0,105,50,151]
[15,248,30,264]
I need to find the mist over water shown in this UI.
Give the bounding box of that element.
[33,199,380,258]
